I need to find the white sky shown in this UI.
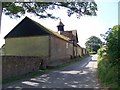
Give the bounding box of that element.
[0,1,119,48]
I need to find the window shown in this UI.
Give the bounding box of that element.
[66,43,68,48]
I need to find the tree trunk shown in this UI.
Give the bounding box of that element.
[0,2,2,33]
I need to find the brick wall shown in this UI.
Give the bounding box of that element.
[2,56,45,80]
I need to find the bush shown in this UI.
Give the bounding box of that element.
[97,25,120,88]
[98,55,118,88]
[97,47,107,58]
[89,51,96,54]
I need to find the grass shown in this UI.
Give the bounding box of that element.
[2,55,89,84]
[2,69,50,84]
[97,55,119,88]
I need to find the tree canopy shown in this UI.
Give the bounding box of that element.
[105,25,119,65]
[85,36,102,53]
[2,1,97,19]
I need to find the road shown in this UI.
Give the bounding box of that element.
[3,55,100,89]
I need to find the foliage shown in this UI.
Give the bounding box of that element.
[2,1,97,19]
[97,57,118,88]
[89,51,97,54]
[106,25,119,65]
[85,36,102,53]
[106,25,120,86]
[97,46,107,56]
[97,25,120,88]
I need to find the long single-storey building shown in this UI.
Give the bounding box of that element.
[4,17,76,66]
[2,17,88,79]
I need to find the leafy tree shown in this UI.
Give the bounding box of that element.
[1,1,97,19]
[0,1,97,32]
[106,25,120,85]
[106,25,120,65]
[85,36,102,53]
[98,25,120,87]
[0,1,98,34]
[101,25,120,65]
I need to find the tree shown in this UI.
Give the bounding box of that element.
[106,25,120,65]
[98,25,120,87]
[0,1,97,32]
[2,1,97,19]
[85,36,102,53]
[100,25,119,64]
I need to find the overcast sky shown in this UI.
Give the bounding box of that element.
[0,1,119,48]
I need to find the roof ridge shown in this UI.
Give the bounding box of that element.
[27,17,70,41]
[5,16,71,42]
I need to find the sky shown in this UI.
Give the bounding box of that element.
[0,1,119,48]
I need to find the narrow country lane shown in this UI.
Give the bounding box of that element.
[3,55,100,89]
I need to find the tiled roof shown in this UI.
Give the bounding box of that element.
[4,17,49,38]
[61,30,78,43]
[4,17,70,42]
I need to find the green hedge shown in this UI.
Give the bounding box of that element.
[97,25,120,88]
